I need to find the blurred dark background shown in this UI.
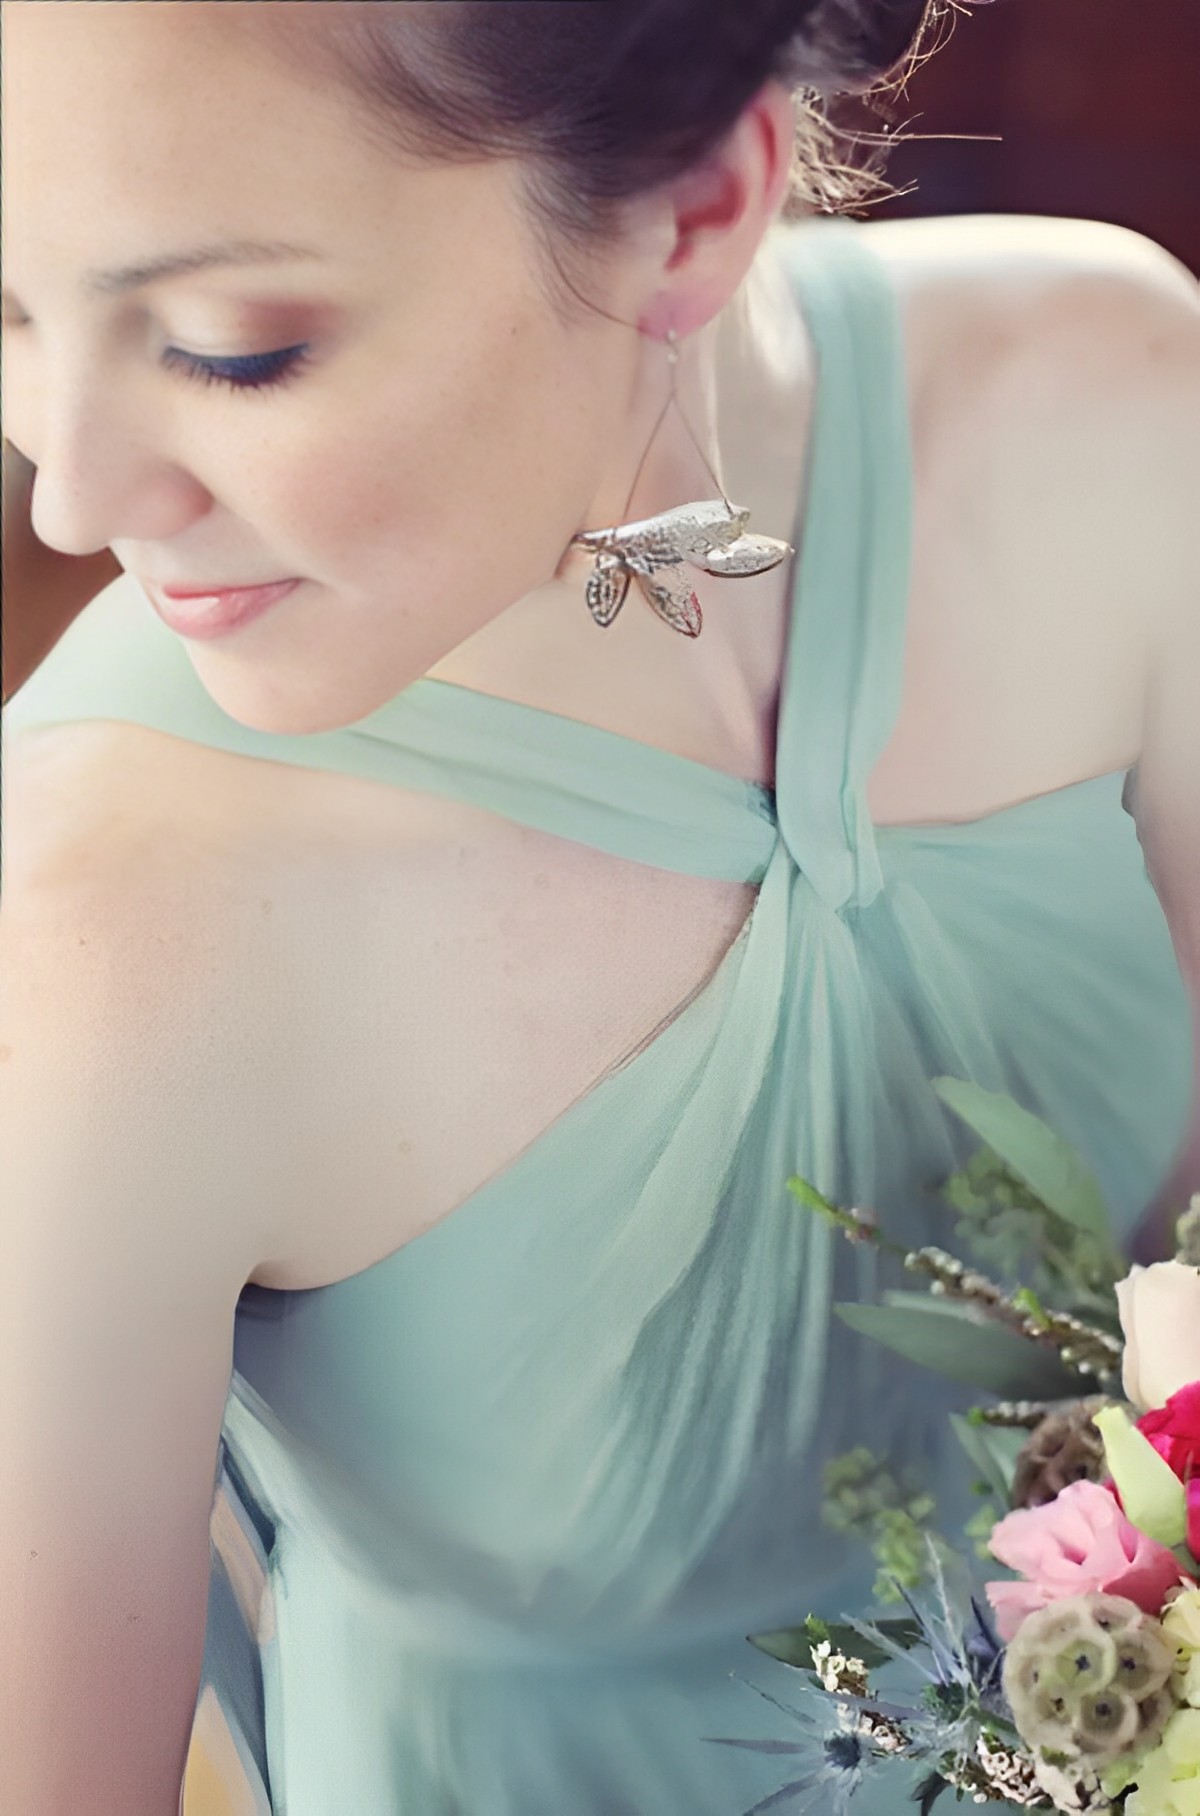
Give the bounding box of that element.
[857,0,1200,274]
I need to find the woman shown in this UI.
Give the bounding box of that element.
[2,3,1197,1813]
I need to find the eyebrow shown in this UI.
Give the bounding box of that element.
[2,238,328,307]
[85,237,329,297]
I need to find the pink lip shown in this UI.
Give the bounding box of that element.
[146,578,301,641]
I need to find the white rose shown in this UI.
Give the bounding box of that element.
[1115,1259,1200,1411]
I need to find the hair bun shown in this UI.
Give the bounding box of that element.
[781,0,934,95]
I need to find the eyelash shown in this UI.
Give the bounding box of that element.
[160,343,312,394]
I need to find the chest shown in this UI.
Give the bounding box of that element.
[221,774,758,1287]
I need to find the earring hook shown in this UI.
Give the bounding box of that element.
[616,325,734,525]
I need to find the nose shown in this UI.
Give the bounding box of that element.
[10,353,212,559]
[28,446,209,564]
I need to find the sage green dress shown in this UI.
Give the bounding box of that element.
[8,218,1193,1816]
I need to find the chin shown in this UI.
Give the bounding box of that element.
[182,645,408,739]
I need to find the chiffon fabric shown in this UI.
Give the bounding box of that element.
[8,217,1193,1816]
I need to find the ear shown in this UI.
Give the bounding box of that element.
[637,79,799,343]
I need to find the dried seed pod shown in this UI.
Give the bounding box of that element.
[1003,1593,1175,1769]
[1011,1397,1111,1509]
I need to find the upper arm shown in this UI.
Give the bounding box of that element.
[1,810,276,1813]
[1103,235,1200,990]
[907,216,1200,1211]
[1105,234,1200,1214]
[930,214,1200,976]
[1133,519,1200,999]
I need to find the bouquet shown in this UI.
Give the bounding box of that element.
[705,1078,1200,1815]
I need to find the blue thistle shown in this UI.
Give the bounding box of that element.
[703,1672,889,1815]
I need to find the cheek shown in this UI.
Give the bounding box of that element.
[305,336,599,613]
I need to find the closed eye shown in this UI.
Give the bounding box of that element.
[160,344,312,394]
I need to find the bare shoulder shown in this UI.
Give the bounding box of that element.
[3,716,313,1280]
[0,741,285,1808]
[858,209,1197,309]
[835,212,1199,814]
[861,211,1198,439]
[858,209,1195,400]
[1,709,520,1284]
[882,209,1197,602]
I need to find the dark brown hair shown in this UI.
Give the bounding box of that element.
[291,0,983,309]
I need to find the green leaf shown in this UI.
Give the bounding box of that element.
[1093,1405,1188,1547]
[1011,1286,1049,1327]
[879,1290,984,1319]
[748,1614,922,1671]
[916,1772,952,1816]
[948,1413,1026,1505]
[746,1624,822,1669]
[835,1299,1083,1399]
[786,1175,842,1218]
[931,1077,1112,1242]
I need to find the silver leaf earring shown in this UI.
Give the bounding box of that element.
[567,327,794,639]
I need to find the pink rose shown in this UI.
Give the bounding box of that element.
[985,1479,1185,1642]
[1116,1260,1200,1411]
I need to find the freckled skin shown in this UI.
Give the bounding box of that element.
[1,0,802,739]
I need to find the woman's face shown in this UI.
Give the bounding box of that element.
[1,3,670,734]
